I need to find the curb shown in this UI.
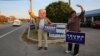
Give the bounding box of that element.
[27,28,65,44]
[28,36,65,44]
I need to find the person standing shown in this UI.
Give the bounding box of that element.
[65,5,85,56]
[37,9,52,50]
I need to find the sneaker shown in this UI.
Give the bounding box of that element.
[65,50,71,53]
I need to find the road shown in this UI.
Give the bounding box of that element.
[0,23,29,56]
[0,24,100,56]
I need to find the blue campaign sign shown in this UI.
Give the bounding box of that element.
[66,32,85,44]
[49,32,65,38]
[43,24,56,33]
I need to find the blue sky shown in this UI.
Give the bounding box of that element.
[0,0,100,19]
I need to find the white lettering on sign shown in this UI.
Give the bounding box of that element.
[67,34,84,41]
[56,29,65,34]
[48,23,66,38]
[56,24,66,28]
[45,26,56,29]
[49,33,65,37]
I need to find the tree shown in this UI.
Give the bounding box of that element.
[0,15,8,23]
[46,1,73,23]
[0,11,9,23]
[9,16,16,22]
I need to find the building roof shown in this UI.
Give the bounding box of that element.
[85,9,100,17]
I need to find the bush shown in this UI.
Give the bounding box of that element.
[46,1,73,23]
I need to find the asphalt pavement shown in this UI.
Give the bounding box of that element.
[0,23,29,56]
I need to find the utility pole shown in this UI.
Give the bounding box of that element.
[69,0,71,6]
[30,0,32,12]
[29,0,37,31]
[59,0,64,1]
[29,0,32,20]
[58,0,71,6]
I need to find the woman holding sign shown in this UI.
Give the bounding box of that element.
[65,5,85,56]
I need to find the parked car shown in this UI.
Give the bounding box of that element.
[12,19,21,26]
[91,21,100,28]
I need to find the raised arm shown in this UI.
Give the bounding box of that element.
[77,4,84,12]
[77,4,85,18]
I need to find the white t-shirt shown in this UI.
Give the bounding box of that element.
[39,19,45,29]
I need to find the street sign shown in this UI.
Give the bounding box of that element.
[66,32,85,44]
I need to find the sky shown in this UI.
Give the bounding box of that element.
[0,0,100,19]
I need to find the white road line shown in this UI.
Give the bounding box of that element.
[0,26,24,38]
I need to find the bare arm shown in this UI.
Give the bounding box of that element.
[77,5,84,12]
[77,5,85,18]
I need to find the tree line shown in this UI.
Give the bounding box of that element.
[0,15,9,23]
